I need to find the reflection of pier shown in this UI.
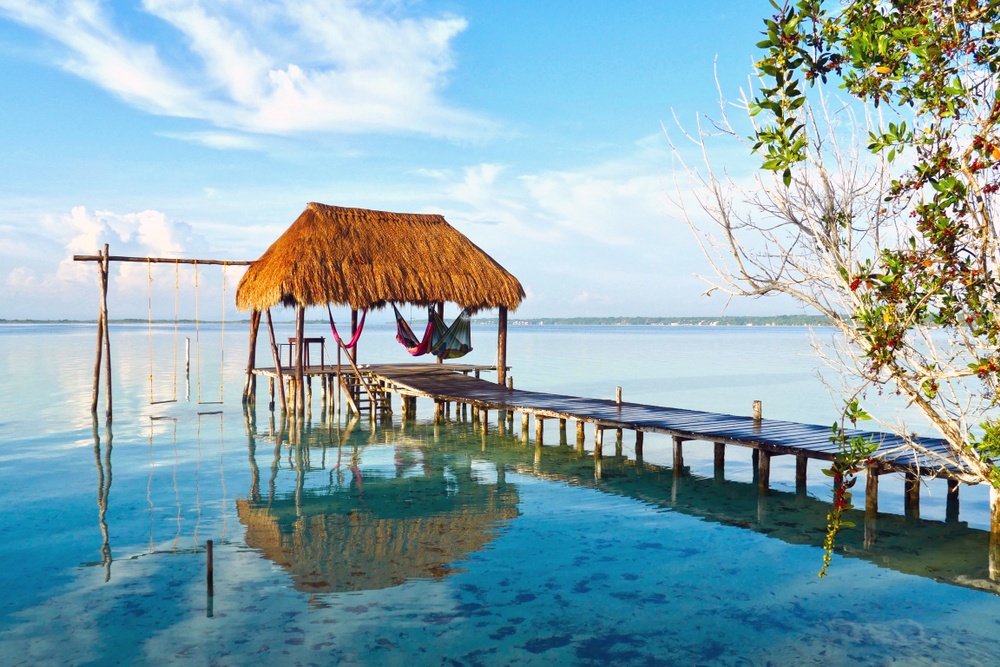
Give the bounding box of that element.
[238,425,519,593]
[247,420,1000,595]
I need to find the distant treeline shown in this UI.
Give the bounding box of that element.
[2,315,832,327]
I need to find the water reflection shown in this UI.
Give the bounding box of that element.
[91,417,112,581]
[239,416,1000,597]
[238,421,520,593]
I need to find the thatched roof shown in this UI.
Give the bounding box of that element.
[236,202,525,312]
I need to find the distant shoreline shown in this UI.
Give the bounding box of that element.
[1,315,832,327]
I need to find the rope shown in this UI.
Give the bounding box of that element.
[195,261,202,403]
[173,260,179,401]
[219,263,226,402]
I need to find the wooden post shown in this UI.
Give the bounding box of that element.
[243,309,260,405]
[865,467,879,513]
[635,431,644,459]
[751,449,760,484]
[101,245,112,422]
[91,248,105,415]
[946,478,960,523]
[481,408,489,433]
[206,539,214,596]
[436,303,444,365]
[350,308,359,365]
[673,436,684,476]
[594,427,603,460]
[534,416,543,445]
[521,412,529,442]
[757,450,771,494]
[497,306,508,385]
[615,386,623,447]
[795,454,808,495]
[714,442,725,477]
[506,376,514,423]
[295,305,306,417]
[904,472,920,520]
[752,400,762,421]
[576,421,585,452]
[990,486,1000,580]
[434,400,444,423]
[265,309,286,413]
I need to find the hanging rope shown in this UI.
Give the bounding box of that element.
[219,263,227,403]
[195,261,202,403]
[172,260,179,402]
[147,258,154,404]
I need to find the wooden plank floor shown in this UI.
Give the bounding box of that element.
[368,364,960,476]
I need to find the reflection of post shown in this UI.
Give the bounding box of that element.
[92,416,113,582]
[246,410,260,503]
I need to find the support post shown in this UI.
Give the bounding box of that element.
[796,454,808,496]
[243,309,260,405]
[673,436,684,476]
[350,308,359,365]
[521,412,529,442]
[752,400,762,421]
[534,416,543,445]
[635,431,644,460]
[904,472,920,520]
[757,450,771,494]
[101,245,112,422]
[91,249,105,415]
[865,467,879,514]
[576,421,585,453]
[990,486,1000,580]
[436,303,444,365]
[714,442,725,479]
[497,306,508,385]
[946,478,960,523]
[295,305,306,417]
[594,427,603,460]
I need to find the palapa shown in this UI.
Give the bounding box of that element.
[235,202,524,313]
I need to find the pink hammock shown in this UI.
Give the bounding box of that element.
[393,304,434,356]
[326,304,367,350]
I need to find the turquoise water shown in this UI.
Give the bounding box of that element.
[1,322,999,665]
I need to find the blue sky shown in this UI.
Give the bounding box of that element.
[0,1,793,320]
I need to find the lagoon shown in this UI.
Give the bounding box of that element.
[1,322,998,665]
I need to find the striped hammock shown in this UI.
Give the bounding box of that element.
[393,305,472,359]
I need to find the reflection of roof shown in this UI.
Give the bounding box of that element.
[237,479,519,593]
[235,202,525,312]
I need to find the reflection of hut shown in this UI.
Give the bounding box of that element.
[235,203,525,411]
[237,464,519,593]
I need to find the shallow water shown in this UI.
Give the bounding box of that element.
[1,322,999,665]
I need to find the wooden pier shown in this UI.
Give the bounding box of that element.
[371,365,974,514]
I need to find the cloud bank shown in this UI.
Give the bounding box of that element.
[0,0,489,141]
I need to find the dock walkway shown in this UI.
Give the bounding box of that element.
[365,364,962,513]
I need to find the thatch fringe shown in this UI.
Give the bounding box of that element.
[236,203,524,313]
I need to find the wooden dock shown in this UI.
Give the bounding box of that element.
[251,362,971,519]
[360,364,963,518]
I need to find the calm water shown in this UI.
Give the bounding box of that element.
[1,322,999,666]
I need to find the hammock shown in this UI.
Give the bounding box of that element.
[393,304,434,356]
[430,309,472,360]
[327,304,367,350]
[392,305,473,359]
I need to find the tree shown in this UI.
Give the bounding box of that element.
[672,0,1000,557]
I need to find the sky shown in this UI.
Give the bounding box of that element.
[0,0,800,321]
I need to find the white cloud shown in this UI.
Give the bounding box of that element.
[0,0,490,141]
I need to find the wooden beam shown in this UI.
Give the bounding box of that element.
[73,254,252,265]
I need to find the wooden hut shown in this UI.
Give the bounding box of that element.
[236,203,525,412]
